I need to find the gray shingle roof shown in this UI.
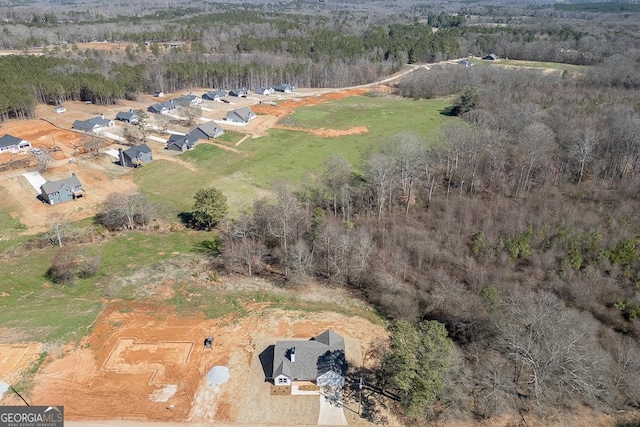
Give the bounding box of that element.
[122,144,151,158]
[226,106,256,123]
[272,329,346,381]
[0,134,24,149]
[116,111,139,121]
[41,174,82,195]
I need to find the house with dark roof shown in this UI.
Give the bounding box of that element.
[229,88,248,97]
[273,83,295,93]
[174,94,202,107]
[148,103,168,114]
[166,133,198,152]
[115,109,140,124]
[0,134,31,153]
[119,144,152,168]
[203,90,227,101]
[189,121,224,140]
[271,330,346,387]
[255,86,274,95]
[225,106,257,124]
[72,116,115,133]
[40,173,84,205]
[148,100,181,114]
[483,53,498,61]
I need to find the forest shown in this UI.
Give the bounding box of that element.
[2,0,640,423]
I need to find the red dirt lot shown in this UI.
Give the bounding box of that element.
[1,301,388,424]
[251,88,369,118]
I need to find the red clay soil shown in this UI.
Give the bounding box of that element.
[251,88,369,118]
[8,300,386,423]
[273,124,369,138]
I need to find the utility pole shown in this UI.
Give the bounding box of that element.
[358,377,363,416]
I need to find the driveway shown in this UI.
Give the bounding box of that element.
[21,171,46,192]
[317,394,347,425]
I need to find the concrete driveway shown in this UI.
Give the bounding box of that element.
[317,394,347,425]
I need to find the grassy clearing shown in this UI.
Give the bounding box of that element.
[471,58,586,72]
[0,244,102,343]
[216,131,246,146]
[135,95,455,212]
[170,285,384,324]
[0,231,211,343]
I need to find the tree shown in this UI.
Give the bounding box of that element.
[390,133,427,214]
[135,110,149,142]
[98,192,153,230]
[322,155,351,217]
[182,105,202,127]
[381,320,453,417]
[155,113,170,134]
[83,138,102,157]
[192,186,228,229]
[498,291,611,406]
[452,89,479,116]
[36,151,52,172]
[47,246,101,285]
[49,215,68,247]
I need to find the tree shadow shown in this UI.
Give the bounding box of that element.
[193,238,222,256]
[259,345,274,383]
[178,211,197,228]
[439,106,457,116]
[344,365,391,425]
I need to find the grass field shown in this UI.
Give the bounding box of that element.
[135,95,455,212]
[471,58,586,72]
[0,231,210,343]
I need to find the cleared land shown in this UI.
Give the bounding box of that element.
[0,299,390,425]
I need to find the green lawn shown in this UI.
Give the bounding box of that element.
[135,95,455,212]
[471,58,586,72]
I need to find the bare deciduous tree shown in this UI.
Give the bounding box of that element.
[498,291,612,406]
[98,192,153,230]
[182,105,202,127]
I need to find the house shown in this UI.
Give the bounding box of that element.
[166,133,198,152]
[72,116,115,133]
[40,173,84,205]
[458,59,473,67]
[483,53,498,61]
[154,91,165,97]
[229,88,248,97]
[118,144,152,168]
[202,90,227,101]
[225,106,257,124]
[0,134,31,153]
[174,94,202,107]
[255,86,274,95]
[148,100,180,114]
[271,330,346,388]
[148,103,168,114]
[115,109,140,124]
[273,83,295,93]
[189,121,224,140]
[54,106,66,114]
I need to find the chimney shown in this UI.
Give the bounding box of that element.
[101,114,105,119]
[290,347,296,363]
[130,108,134,112]
[71,172,76,177]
